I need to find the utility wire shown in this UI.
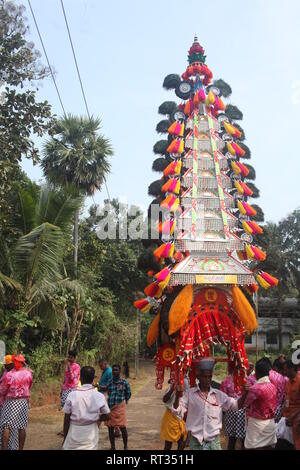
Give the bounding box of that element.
[60,0,91,120]
[28,0,67,118]
[60,0,112,203]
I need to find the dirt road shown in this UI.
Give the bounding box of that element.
[25,362,228,450]
[25,362,165,450]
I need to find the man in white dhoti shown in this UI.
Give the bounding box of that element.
[62,366,110,450]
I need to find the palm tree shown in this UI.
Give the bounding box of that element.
[0,186,83,348]
[41,114,113,275]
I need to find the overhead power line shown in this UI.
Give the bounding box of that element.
[27,0,67,117]
[60,0,111,203]
[60,0,91,120]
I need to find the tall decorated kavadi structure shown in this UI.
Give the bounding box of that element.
[134,37,278,390]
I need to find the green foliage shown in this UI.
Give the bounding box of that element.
[42,115,113,196]
[0,1,55,236]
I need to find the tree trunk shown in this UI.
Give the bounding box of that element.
[74,209,79,277]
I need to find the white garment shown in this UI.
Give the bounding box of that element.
[276,417,294,444]
[63,422,99,450]
[63,384,110,425]
[245,416,276,449]
[172,386,238,444]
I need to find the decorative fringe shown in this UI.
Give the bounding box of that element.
[242,221,263,235]
[168,284,194,335]
[155,267,171,282]
[231,161,249,177]
[256,271,279,289]
[158,274,171,290]
[207,90,215,105]
[244,284,259,295]
[162,178,179,194]
[245,244,266,261]
[147,313,160,347]
[224,121,242,138]
[168,121,185,137]
[163,160,182,177]
[144,282,159,297]
[159,219,176,235]
[232,285,258,334]
[160,195,180,212]
[237,200,257,216]
[234,181,253,196]
[154,242,174,261]
[184,99,193,115]
[173,251,183,262]
[227,142,245,157]
[134,299,151,313]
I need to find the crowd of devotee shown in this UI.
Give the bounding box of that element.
[0,351,299,450]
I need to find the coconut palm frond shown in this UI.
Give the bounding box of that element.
[15,223,64,288]
[0,272,23,294]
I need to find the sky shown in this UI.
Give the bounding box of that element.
[18,0,300,223]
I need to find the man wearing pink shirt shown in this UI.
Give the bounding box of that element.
[243,359,277,449]
[61,350,81,408]
[0,354,33,450]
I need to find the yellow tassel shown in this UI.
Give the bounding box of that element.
[224,121,236,136]
[227,142,236,156]
[141,304,151,313]
[168,243,175,258]
[147,313,160,347]
[257,275,271,290]
[234,181,243,194]
[175,160,182,175]
[179,123,185,137]
[174,180,181,194]
[179,140,184,154]
[154,286,163,299]
[231,161,241,175]
[232,285,258,334]
[245,244,255,259]
[158,274,171,290]
[242,221,253,234]
[208,90,215,105]
[237,200,246,215]
[168,284,194,335]
[170,198,180,212]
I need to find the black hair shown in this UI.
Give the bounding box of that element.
[285,359,298,372]
[273,358,283,371]
[112,364,121,371]
[260,356,272,370]
[68,350,77,358]
[80,366,95,383]
[255,358,271,378]
[99,358,108,364]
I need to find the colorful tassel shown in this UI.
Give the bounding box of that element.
[147,313,160,347]
[159,219,176,235]
[160,194,174,209]
[134,299,151,313]
[237,201,256,216]
[245,244,255,258]
[207,90,215,105]
[193,90,200,107]
[199,88,206,102]
[232,285,258,334]
[251,246,266,261]
[168,284,194,335]
[158,274,171,290]
[257,272,279,289]
[163,160,182,177]
[184,99,193,115]
[242,221,263,235]
[144,282,159,297]
[227,142,236,156]
[155,267,170,282]
[178,139,184,154]
[168,121,178,135]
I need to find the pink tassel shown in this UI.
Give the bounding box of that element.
[155,267,170,282]
[199,88,206,102]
